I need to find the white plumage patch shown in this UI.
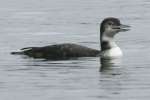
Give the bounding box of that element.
[101,46,123,58]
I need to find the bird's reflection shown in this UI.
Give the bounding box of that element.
[100,57,122,72]
[99,57,123,95]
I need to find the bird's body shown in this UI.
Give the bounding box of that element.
[13,43,99,59]
[11,17,130,59]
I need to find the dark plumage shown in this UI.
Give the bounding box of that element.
[100,17,121,34]
[11,43,100,59]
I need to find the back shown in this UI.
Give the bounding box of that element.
[23,43,100,59]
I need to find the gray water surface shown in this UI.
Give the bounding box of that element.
[1,0,150,100]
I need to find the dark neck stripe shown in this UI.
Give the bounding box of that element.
[101,41,111,51]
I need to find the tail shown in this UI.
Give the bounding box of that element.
[11,51,24,55]
[11,47,33,55]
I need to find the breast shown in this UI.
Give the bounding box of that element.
[101,47,123,58]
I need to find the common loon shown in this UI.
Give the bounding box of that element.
[11,17,130,59]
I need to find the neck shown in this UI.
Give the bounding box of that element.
[100,35,123,58]
[100,34,118,51]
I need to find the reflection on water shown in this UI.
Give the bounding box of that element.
[99,58,123,97]
[100,57,122,72]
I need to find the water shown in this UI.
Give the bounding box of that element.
[0,0,150,100]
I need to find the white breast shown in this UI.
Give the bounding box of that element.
[101,47,123,58]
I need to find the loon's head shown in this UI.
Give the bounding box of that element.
[100,17,130,39]
[100,17,130,56]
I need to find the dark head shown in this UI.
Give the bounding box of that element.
[100,17,130,51]
[100,17,130,39]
